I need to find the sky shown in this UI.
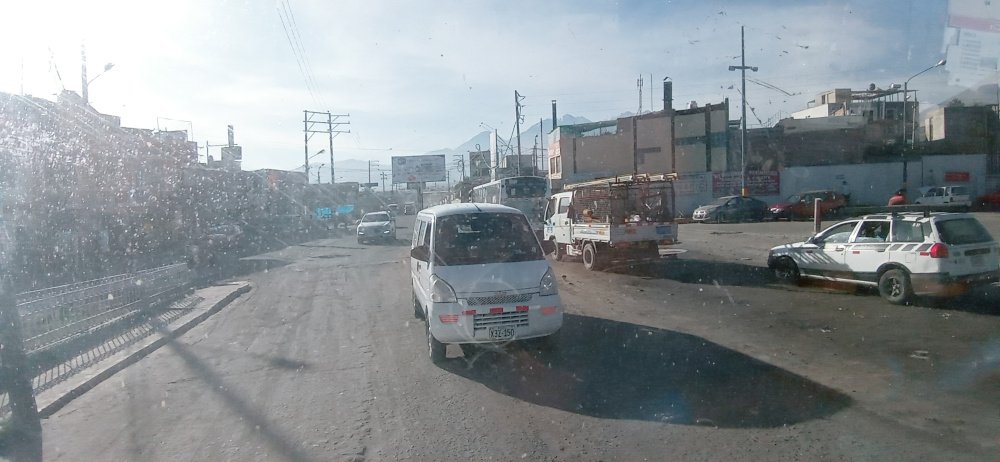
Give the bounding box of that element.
[0,0,984,181]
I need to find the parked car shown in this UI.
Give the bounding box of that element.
[357,211,396,244]
[769,190,847,220]
[411,203,563,363]
[974,188,1000,211]
[387,204,400,216]
[767,212,1000,304]
[692,195,769,223]
[913,185,971,208]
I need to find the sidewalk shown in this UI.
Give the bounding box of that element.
[33,281,251,418]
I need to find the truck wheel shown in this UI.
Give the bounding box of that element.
[553,240,565,262]
[878,269,913,305]
[582,242,601,271]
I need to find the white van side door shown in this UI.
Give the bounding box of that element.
[551,194,573,245]
[410,218,433,307]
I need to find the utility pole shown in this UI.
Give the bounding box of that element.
[728,25,758,197]
[532,136,538,177]
[379,171,388,192]
[632,116,638,176]
[81,44,88,103]
[515,91,524,176]
[316,163,325,184]
[368,160,380,185]
[452,155,466,182]
[304,110,350,183]
[637,75,644,115]
[539,118,545,177]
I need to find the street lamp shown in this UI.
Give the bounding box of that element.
[901,58,946,187]
[315,163,325,184]
[82,62,115,103]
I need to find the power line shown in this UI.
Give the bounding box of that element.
[280,0,326,107]
[276,6,319,106]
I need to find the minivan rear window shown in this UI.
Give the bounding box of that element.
[934,218,994,246]
[433,213,543,266]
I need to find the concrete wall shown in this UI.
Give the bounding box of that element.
[668,154,990,216]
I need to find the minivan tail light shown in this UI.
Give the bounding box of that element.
[929,243,949,258]
[438,314,460,324]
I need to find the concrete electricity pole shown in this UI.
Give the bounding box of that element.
[304,110,349,183]
[515,91,525,175]
[728,26,758,197]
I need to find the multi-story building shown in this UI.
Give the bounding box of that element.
[547,91,729,191]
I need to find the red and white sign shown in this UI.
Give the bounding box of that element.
[944,171,970,182]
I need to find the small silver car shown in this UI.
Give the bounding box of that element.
[357,211,396,244]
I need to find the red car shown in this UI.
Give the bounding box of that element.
[975,189,1000,211]
[769,190,847,220]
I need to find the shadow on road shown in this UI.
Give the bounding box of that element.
[444,313,851,428]
[157,330,319,462]
[919,285,1000,315]
[607,258,776,288]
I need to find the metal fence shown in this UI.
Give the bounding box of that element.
[16,263,192,356]
[0,263,194,423]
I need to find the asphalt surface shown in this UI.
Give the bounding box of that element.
[40,214,1000,461]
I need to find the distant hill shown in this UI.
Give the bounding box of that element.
[426,114,593,177]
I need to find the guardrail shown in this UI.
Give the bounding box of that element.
[0,263,194,429]
[16,263,193,356]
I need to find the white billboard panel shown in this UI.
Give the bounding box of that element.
[391,155,447,183]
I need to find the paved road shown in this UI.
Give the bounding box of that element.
[41,214,1000,461]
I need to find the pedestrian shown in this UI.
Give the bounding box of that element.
[888,189,907,206]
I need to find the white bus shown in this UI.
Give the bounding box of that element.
[470,176,549,232]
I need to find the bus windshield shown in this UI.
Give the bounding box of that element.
[504,177,547,199]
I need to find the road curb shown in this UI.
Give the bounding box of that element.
[38,283,252,419]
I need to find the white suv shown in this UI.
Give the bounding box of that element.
[767,212,999,304]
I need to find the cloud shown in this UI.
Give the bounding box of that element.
[0,0,952,171]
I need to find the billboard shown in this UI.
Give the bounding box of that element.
[391,155,446,183]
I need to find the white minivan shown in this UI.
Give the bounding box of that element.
[411,203,563,363]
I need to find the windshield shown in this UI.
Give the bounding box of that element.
[433,213,542,265]
[362,213,390,223]
[5,2,998,461]
[504,177,548,199]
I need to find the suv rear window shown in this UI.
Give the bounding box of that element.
[433,213,543,266]
[934,218,994,245]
